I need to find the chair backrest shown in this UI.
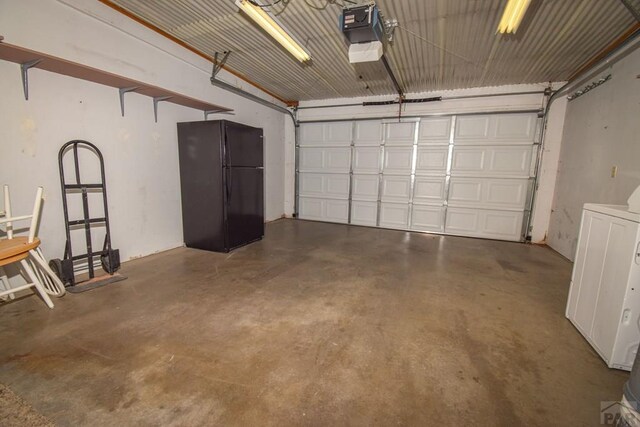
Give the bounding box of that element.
[2,184,13,238]
[0,185,43,243]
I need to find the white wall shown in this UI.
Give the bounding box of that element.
[0,0,287,270]
[548,44,640,260]
[287,83,567,242]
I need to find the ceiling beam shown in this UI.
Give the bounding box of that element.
[96,0,296,106]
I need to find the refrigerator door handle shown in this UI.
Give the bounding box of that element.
[225,167,232,201]
[224,129,231,167]
[223,129,231,201]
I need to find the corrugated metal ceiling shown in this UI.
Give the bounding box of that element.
[106,0,637,101]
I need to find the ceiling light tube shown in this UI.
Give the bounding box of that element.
[235,0,311,62]
[497,0,532,34]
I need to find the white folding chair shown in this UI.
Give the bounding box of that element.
[1,185,65,298]
[0,186,55,308]
[0,198,11,300]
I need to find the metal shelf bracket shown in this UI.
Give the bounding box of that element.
[204,109,225,120]
[21,59,42,100]
[118,86,139,116]
[152,96,172,122]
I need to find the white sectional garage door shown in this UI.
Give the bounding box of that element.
[297,113,539,241]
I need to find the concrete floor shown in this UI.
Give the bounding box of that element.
[0,219,628,426]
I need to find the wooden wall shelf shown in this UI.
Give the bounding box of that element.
[0,40,232,121]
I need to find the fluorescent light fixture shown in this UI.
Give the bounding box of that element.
[235,0,311,62]
[497,0,532,34]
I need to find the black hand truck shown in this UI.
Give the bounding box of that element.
[49,140,125,292]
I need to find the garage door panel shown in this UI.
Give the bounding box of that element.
[298,197,323,220]
[450,148,484,173]
[326,175,350,198]
[354,121,383,146]
[326,122,352,145]
[298,173,324,195]
[451,146,531,177]
[299,147,351,173]
[381,175,412,202]
[455,116,490,141]
[448,180,482,203]
[411,206,445,232]
[299,123,325,146]
[299,173,349,199]
[495,114,537,143]
[351,201,377,226]
[486,179,528,208]
[385,121,416,145]
[352,174,379,201]
[494,114,537,142]
[483,210,523,238]
[448,178,529,210]
[418,117,451,144]
[379,203,409,229]
[415,147,449,174]
[298,197,348,223]
[445,207,523,241]
[446,208,478,233]
[455,113,537,145]
[299,122,351,146]
[413,177,446,203]
[325,200,349,223]
[353,147,381,173]
[383,147,413,174]
[326,149,352,171]
[299,148,324,170]
[490,148,532,176]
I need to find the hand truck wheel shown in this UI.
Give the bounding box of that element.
[49,258,71,286]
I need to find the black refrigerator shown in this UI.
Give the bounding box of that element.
[177,120,264,253]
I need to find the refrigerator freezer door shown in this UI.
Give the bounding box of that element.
[225,167,264,250]
[224,122,264,167]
